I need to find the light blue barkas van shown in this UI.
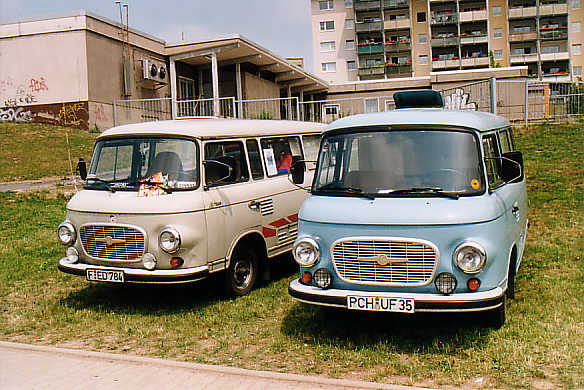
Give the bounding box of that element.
[288,90,528,327]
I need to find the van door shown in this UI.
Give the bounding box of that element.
[202,140,260,270]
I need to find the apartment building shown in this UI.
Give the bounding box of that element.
[311,0,583,82]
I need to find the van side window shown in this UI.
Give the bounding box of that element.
[246,139,264,180]
[499,129,514,153]
[260,137,303,177]
[204,141,249,186]
[482,134,503,188]
[302,134,321,161]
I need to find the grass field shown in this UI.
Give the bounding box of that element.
[0,122,582,389]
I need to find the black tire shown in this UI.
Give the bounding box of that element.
[507,257,517,299]
[224,246,258,296]
[488,295,506,329]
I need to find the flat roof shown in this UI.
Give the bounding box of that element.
[99,119,327,140]
[325,109,510,133]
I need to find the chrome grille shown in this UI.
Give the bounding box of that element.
[80,224,145,261]
[331,238,438,286]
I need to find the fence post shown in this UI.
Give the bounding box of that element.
[489,77,497,115]
[113,101,117,126]
[524,81,529,127]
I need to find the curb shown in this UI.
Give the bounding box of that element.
[0,341,435,390]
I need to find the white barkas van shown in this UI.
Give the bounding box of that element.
[288,91,528,327]
[57,119,325,296]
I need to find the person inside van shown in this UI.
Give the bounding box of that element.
[277,150,292,173]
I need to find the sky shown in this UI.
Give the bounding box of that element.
[0,0,315,71]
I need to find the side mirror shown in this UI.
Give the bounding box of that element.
[203,159,232,189]
[501,151,524,183]
[290,157,305,185]
[77,158,87,180]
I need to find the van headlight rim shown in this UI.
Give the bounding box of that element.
[454,241,486,274]
[159,227,181,254]
[293,238,320,267]
[57,221,76,245]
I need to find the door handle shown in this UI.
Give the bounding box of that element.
[248,200,260,210]
[210,201,222,208]
[512,206,519,214]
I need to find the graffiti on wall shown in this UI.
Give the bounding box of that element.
[93,103,108,122]
[443,89,477,111]
[0,106,33,121]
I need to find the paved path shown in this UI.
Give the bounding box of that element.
[0,178,75,192]
[0,342,433,390]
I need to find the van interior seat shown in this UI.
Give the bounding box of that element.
[147,151,184,181]
[344,170,402,190]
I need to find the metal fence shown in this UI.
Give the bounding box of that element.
[113,80,584,127]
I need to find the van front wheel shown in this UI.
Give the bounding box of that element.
[224,246,258,296]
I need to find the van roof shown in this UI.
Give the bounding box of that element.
[98,119,327,140]
[325,109,510,133]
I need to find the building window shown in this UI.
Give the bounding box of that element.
[493,28,503,38]
[364,99,379,113]
[320,20,335,31]
[347,60,356,71]
[492,6,502,16]
[319,0,334,10]
[345,39,355,50]
[573,44,582,55]
[320,41,336,52]
[572,0,580,8]
[345,0,353,7]
[494,49,503,59]
[573,22,581,32]
[345,19,354,29]
[574,66,582,76]
[418,33,427,43]
[541,45,560,54]
[417,12,426,22]
[322,62,337,72]
[419,55,428,65]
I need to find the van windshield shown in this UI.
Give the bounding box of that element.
[86,137,199,191]
[313,129,484,198]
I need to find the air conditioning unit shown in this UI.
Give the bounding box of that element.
[142,59,168,83]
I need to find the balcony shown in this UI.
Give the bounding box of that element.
[385,40,411,53]
[383,0,409,9]
[354,1,381,11]
[431,36,459,47]
[432,58,461,69]
[509,32,538,42]
[355,21,383,33]
[460,34,488,45]
[459,9,487,23]
[539,27,568,41]
[461,56,489,67]
[508,6,537,19]
[540,51,570,61]
[358,65,385,76]
[431,12,458,25]
[384,18,410,30]
[386,63,412,76]
[510,53,539,63]
[539,3,568,15]
[357,43,384,54]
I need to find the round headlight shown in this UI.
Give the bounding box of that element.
[142,253,157,270]
[293,238,320,267]
[313,268,333,289]
[454,242,486,274]
[159,227,181,253]
[57,222,76,245]
[65,247,79,263]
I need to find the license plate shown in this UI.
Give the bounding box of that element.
[347,296,414,313]
[86,269,124,283]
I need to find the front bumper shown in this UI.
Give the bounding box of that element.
[289,279,504,312]
[58,258,209,284]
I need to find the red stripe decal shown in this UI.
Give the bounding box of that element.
[270,218,289,228]
[287,214,298,222]
[262,227,276,238]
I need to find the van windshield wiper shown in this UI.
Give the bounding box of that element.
[383,187,459,199]
[316,184,375,199]
[85,177,116,193]
[128,180,172,194]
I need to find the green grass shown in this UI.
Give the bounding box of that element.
[0,123,582,389]
[0,122,96,182]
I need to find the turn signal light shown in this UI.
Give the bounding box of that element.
[170,257,184,268]
[467,278,480,291]
[301,271,312,284]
